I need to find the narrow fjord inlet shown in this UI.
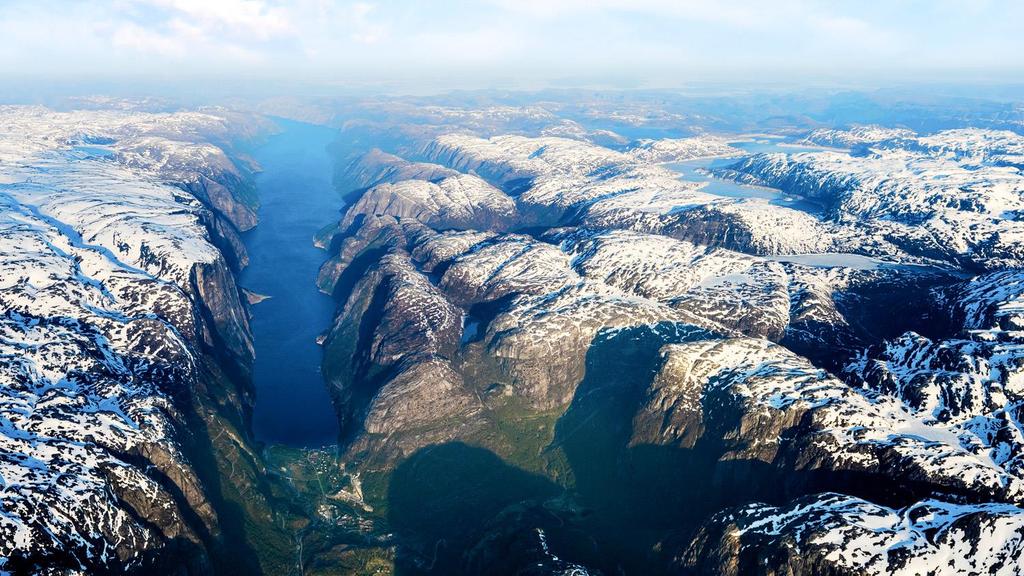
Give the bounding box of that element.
[242,120,342,447]
[3,2,1024,574]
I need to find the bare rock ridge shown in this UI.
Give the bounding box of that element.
[317,126,1024,574]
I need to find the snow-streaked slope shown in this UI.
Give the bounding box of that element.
[0,106,257,572]
[342,173,517,231]
[686,493,1024,575]
[723,128,1024,269]
[627,136,743,163]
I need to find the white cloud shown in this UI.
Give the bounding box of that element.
[411,26,519,64]
[0,0,1018,82]
[486,0,776,28]
[139,0,293,40]
[111,22,188,57]
[349,2,387,44]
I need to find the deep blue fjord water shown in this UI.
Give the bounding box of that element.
[241,120,342,447]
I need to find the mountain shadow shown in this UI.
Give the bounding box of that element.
[387,442,561,575]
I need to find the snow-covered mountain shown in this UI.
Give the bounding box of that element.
[0,106,265,574]
[318,125,1024,574]
[718,129,1024,270]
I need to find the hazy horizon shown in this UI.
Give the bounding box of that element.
[3,0,1023,93]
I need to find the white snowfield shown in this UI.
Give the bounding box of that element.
[425,134,725,217]
[802,124,916,148]
[343,173,517,230]
[425,128,1024,274]
[712,494,1024,575]
[426,133,629,187]
[0,106,257,572]
[654,338,1024,499]
[539,119,628,147]
[627,136,743,163]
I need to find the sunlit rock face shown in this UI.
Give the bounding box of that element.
[318,123,1024,574]
[0,106,264,573]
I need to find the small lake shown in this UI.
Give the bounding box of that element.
[666,138,829,214]
[241,119,342,447]
[765,252,970,276]
[72,145,116,158]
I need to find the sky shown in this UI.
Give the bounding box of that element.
[1,0,1022,89]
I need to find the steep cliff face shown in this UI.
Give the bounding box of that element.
[0,106,270,574]
[636,338,1024,502]
[323,246,480,451]
[345,148,459,190]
